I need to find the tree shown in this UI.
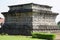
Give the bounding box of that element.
[57,21,60,28]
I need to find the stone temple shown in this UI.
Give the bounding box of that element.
[1,3,60,35]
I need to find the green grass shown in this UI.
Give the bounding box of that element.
[0,35,45,40]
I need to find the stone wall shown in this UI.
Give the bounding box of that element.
[32,12,58,31]
[9,5,32,11]
[2,11,59,35]
[32,5,51,11]
[3,12,33,35]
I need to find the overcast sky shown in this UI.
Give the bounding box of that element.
[0,0,60,23]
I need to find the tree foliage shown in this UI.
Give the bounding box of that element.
[57,21,60,28]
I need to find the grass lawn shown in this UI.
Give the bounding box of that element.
[0,35,45,40]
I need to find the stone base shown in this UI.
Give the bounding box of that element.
[33,29,60,33]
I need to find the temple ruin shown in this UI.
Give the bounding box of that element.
[1,3,60,35]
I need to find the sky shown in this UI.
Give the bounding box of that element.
[0,0,60,23]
